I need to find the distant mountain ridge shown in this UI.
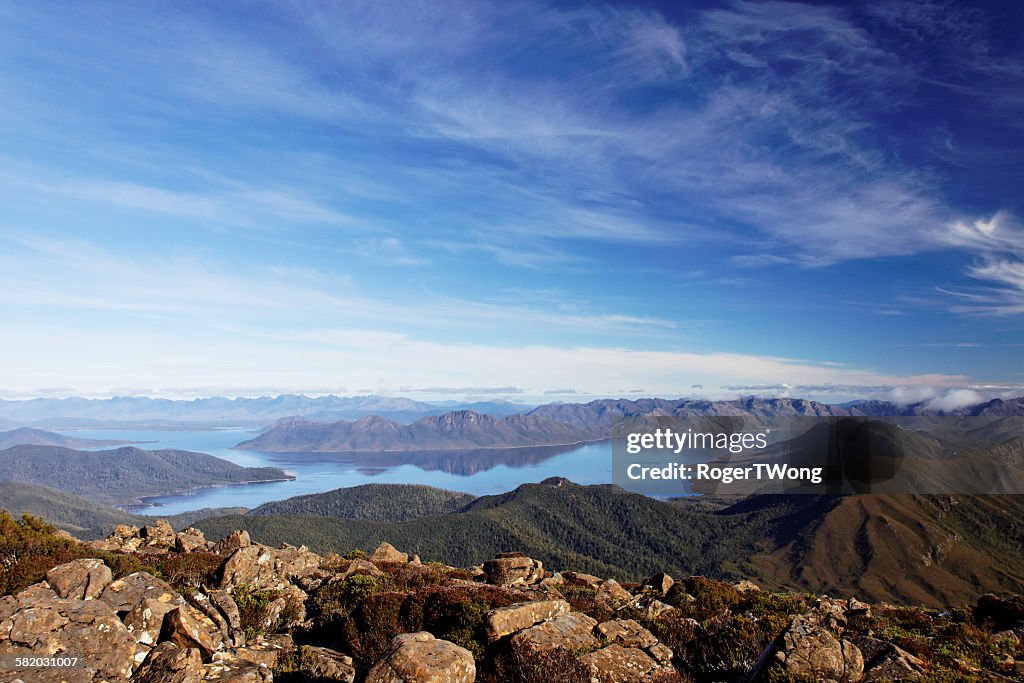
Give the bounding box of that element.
[236,411,604,452]
[0,394,533,428]
[0,427,135,449]
[240,396,1024,452]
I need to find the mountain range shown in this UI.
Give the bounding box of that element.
[236,411,604,452]
[238,396,1024,452]
[0,395,530,429]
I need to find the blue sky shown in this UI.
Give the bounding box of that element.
[1,0,1022,405]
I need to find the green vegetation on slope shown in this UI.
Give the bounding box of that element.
[197,478,786,582]
[0,444,291,506]
[196,478,1024,606]
[248,483,476,521]
[0,481,247,538]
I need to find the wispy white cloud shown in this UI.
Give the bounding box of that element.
[0,235,975,401]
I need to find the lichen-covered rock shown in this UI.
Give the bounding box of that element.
[298,645,356,682]
[174,527,208,553]
[366,631,476,683]
[369,542,409,564]
[484,553,544,586]
[341,558,386,579]
[228,633,294,669]
[860,637,924,681]
[509,612,599,654]
[219,543,321,591]
[108,524,143,551]
[634,598,676,620]
[133,641,204,683]
[579,643,671,682]
[761,613,864,683]
[124,596,179,651]
[100,571,183,616]
[595,619,657,649]
[485,599,571,641]
[203,659,274,681]
[596,578,633,606]
[562,571,603,590]
[204,590,245,646]
[45,558,111,600]
[161,605,222,660]
[0,585,136,681]
[216,530,252,555]
[141,519,177,549]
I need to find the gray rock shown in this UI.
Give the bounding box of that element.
[45,558,111,600]
[366,631,476,683]
[485,599,571,641]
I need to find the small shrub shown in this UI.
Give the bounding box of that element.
[559,584,614,623]
[233,584,279,641]
[311,573,382,618]
[487,646,593,683]
[152,552,222,592]
[0,512,92,594]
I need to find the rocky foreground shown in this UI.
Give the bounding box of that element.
[0,515,1022,682]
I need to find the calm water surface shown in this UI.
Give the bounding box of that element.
[61,429,614,514]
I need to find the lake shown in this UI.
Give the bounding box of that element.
[61,429,615,514]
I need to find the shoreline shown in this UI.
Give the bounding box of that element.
[116,475,296,513]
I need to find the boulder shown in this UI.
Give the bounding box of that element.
[230,633,294,669]
[579,643,669,682]
[216,530,252,555]
[635,599,676,620]
[219,543,321,591]
[509,612,600,654]
[141,519,177,548]
[175,527,209,553]
[100,571,183,616]
[188,591,232,646]
[759,613,864,683]
[133,642,204,683]
[366,631,476,683]
[206,589,245,646]
[108,524,144,552]
[161,605,222,660]
[860,637,924,682]
[643,572,675,596]
[341,558,386,579]
[484,599,571,641]
[595,619,658,649]
[13,582,58,607]
[45,558,112,600]
[370,542,409,564]
[484,554,544,586]
[562,571,603,590]
[0,586,136,681]
[124,596,180,649]
[298,645,357,682]
[596,579,633,606]
[203,660,274,681]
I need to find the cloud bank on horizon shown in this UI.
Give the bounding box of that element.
[0,0,1022,403]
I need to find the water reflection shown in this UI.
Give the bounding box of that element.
[62,429,612,514]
